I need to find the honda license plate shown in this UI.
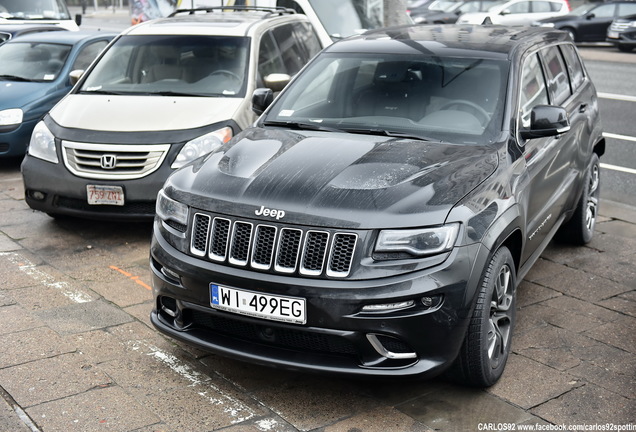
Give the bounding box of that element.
[210,284,306,324]
[87,185,124,206]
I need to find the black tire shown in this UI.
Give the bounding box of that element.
[558,153,600,245]
[448,246,516,387]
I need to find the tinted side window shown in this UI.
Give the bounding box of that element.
[618,2,636,15]
[560,43,584,92]
[272,23,313,76]
[531,1,554,12]
[292,21,322,60]
[540,46,571,105]
[72,40,109,71]
[507,1,530,13]
[591,3,616,17]
[520,53,549,128]
[258,31,285,78]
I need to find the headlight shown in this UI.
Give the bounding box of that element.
[0,108,23,126]
[375,224,459,257]
[156,189,189,226]
[28,121,58,163]
[171,127,232,169]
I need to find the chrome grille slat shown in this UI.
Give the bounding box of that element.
[229,222,253,266]
[190,213,357,278]
[275,228,302,273]
[209,217,231,261]
[61,141,170,180]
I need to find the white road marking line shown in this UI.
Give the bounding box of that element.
[603,132,636,143]
[0,252,93,303]
[598,92,636,103]
[132,341,256,423]
[601,163,636,175]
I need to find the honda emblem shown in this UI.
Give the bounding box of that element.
[101,154,117,170]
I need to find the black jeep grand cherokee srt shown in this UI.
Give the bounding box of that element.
[150,25,604,387]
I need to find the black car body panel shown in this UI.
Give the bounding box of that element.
[149,25,604,384]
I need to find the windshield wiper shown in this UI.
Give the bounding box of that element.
[340,128,440,142]
[0,74,32,82]
[151,91,206,97]
[79,90,128,95]
[263,120,343,133]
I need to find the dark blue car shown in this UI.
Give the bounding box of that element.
[0,31,115,158]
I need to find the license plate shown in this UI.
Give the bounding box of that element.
[210,284,306,324]
[87,185,124,206]
[607,31,619,39]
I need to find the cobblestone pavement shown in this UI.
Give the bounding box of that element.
[0,154,634,432]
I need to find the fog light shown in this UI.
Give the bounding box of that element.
[29,190,46,201]
[421,295,443,309]
[362,300,414,312]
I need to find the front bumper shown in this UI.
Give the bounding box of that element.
[21,153,173,220]
[0,118,38,157]
[149,220,488,378]
[606,31,636,47]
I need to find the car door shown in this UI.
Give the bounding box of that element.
[518,47,574,262]
[578,3,618,42]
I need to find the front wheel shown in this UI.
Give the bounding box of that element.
[448,246,516,387]
[558,153,600,245]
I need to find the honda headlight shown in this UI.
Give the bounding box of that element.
[0,108,23,126]
[28,121,58,163]
[156,189,189,226]
[171,127,232,169]
[375,224,459,257]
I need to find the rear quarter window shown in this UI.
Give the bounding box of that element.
[560,43,585,92]
[539,45,571,106]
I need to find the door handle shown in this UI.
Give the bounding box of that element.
[579,103,588,113]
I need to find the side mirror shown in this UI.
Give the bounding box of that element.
[585,12,595,20]
[263,73,291,93]
[75,13,82,26]
[69,69,84,85]
[252,88,274,115]
[500,8,511,15]
[520,105,570,139]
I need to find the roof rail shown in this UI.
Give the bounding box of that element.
[168,6,296,18]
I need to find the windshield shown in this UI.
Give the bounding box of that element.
[263,53,509,145]
[308,0,383,39]
[0,0,71,20]
[0,41,71,81]
[80,35,250,97]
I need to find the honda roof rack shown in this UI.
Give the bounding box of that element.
[168,6,296,18]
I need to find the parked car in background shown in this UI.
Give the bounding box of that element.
[411,0,499,24]
[0,0,81,30]
[0,23,67,45]
[149,25,604,387]
[458,0,570,25]
[536,1,636,42]
[607,13,636,51]
[0,31,114,158]
[21,7,325,220]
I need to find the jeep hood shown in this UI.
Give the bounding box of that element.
[168,128,498,229]
[49,94,248,131]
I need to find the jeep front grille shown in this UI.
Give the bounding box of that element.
[191,213,358,278]
[62,141,171,180]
